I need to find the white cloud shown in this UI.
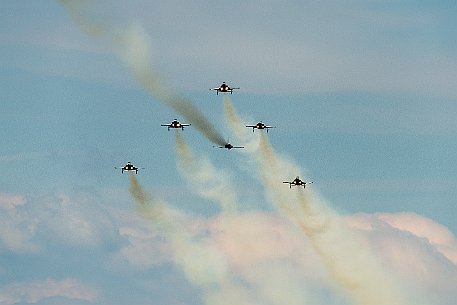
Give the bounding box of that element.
[0,193,40,253]
[0,192,118,253]
[376,212,457,265]
[114,226,170,268]
[0,278,98,304]
[175,210,457,305]
[43,193,103,247]
[1,186,456,305]
[348,212,457,265]
[0,193,26,209]
[348,212,457,304]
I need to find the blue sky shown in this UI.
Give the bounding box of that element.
[1,1,456,305]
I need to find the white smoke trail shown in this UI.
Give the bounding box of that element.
[127,100,322,305]
[223,95,262,154]
[222,96,251,140]
[223,98,427,305]
[175,132,321,305]
[174,132,238,214]
[128,173,258,305]
[58,0,226,146]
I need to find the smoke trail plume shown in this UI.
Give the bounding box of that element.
[58,0,226,146]
[129,140,316,305]
[175,130,322,305]
[223,96,250,140]
[223,99,426,305]
[175,132,238,214]
[257,133,425,305]
[129,173,166,223]
[223,96,264,154]
[128,173,256,305]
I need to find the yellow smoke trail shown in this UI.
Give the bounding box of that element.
[128,173,167,224]
[174,132,238,214]
[58,0,226,146]
[223,99,425,305]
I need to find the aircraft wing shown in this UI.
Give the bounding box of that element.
[181,124,191,127]
[245,125,256,128]
[161,124,172,127]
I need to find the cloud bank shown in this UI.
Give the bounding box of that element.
[1,186,456,305]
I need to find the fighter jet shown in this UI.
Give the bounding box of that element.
[209,82,240,95]
[215,139,244,150]
[161,119,191,131]
[283,176,313,188]
[246,122,276,133]
[115,162,144,174]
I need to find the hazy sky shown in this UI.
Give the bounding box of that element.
[1,1,456,305]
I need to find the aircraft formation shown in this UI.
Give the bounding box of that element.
[118,82,312,188]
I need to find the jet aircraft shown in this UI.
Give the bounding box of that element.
[209,82,240,95]
[161,119,191,131]
[215,140,244,150]
[115,162,144,174]
[246,122,276,133]
[283,176,313,188]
